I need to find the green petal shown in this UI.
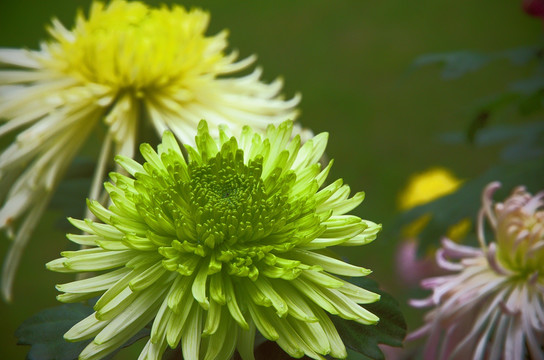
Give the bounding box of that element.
[310,304,347,359]
[57,267,130,294]
[114,155,145,177]
[95,287,135,321]
[267,316,309,359]
[122,233,157,251]
[315,159,333,187]
[139,143,167,174]
[129,261,167,291]
[64,312,107,342]
[166,274,194,312]
[63,249,136,272]
[321,215,367,237]
[337,280,380,304]
[300,270,344,289]
[236,320,256,360]
[195,120,219,161]
[158,130,182,158]
[108,172,136,192]
[66,233,101,246]
[191,259,210,310]
[138,337,168,360]
[107,188,139,219]
[290,249,372,277]
[287,317,330,355]
[246,300,279,341]
[290,278,338,316]
[181,302,203,360]
[67,217,94,234]
[321,288,379,325]
[209,272,226,304]
[57,290,103,303]
[87,220,124,241]
[166,297,194,348]
[150,297,172,344]
[203,299,222,336]
[330,191,365,216]
[267,121,293,160]
[202,308,237,360]
[94,284,166,346]
[273,281,318,322]
[224,275,249,329]
[244,280,272,307]
[253,278,288,317]
[342,220,382,246]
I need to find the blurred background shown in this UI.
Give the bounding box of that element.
[0,0,541,358]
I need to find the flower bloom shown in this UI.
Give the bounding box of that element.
[398,167,463,212]
[407,182,544,360]
[523,0,544,19]
[0,0,300,300]
[47,120,382,360]
[396,167,470,286]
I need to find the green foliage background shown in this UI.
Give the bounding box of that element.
[0,0,541,358]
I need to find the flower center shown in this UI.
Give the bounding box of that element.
[138,145,301,280]
[496,203,544,279]
[188,155,280,248]
[45,1,224,94]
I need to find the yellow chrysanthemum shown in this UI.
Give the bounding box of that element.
[398,167,463,211]
[395,167,471,286]
[0,0,300,300]
[398,167,470,240]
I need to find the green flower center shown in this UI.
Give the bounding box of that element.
[496,210,544,278]
[188,154,280,248]
[137,145,306,280]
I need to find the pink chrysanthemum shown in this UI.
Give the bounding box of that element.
[408,182,544,360]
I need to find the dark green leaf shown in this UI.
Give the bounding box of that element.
[517,89,544,116]
[345,348,374,360]
[412,45,542,80]
[510,76,544,95]
[16,303,149,360]
[473,120,544,145]
[330,277,406,360]
[467,111,490,144]
[440,121,544,162]
[412,51,492,79]
[16,303,93,360]
[500,45,542,66]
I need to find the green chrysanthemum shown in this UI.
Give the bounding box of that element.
[47,120,381,360]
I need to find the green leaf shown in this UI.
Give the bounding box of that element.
[501,45,543,66]
[411,45,542,80]
[440,121,544,161]
[330,277,406,360]
[412,51,492,79]
[16,303,93,360]
[16,303,149,360]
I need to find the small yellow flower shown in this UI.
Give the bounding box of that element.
[0,0,299,300]
[399,167,470,240]
[396,167,470,286]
